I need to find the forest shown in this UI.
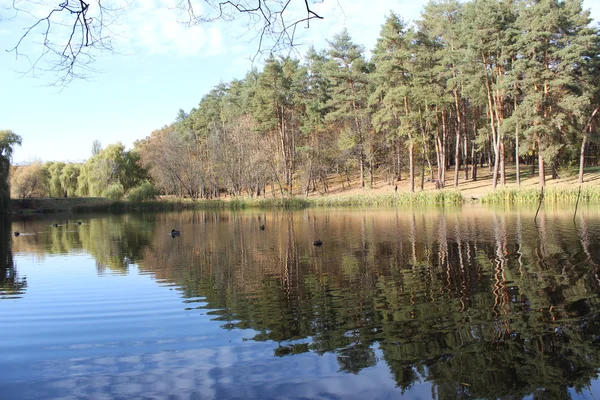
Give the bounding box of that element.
[3,0,600,204]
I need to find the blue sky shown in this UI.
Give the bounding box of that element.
[1,0,599,165]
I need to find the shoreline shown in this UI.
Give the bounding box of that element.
[7,186,600,214]
[7,166,600,214]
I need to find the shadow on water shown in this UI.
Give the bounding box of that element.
[0,215,26,299]
[8,206,600,398]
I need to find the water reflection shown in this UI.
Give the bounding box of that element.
[5,206,600,398]
[0,216,26,299]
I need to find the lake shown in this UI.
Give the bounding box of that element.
[2,205,600,399]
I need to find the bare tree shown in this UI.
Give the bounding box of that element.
[6,0,120,84]
[137,127,205,199]
[5,0,329,83]
[180,0,324,57]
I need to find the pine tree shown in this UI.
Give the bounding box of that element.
[516,0,597,187]
[325,30,372,188]
[371,13,418,192]
[252,56,300,194]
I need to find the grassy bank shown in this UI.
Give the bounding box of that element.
[10,191,464,213]
[8,165,600,213]
[104,191,462,210]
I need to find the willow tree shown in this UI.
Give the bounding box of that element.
[0,130,22,213]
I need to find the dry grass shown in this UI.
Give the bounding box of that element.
[293,165,600,202]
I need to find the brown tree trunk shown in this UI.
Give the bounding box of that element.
[409,143,414,193]
[579,134,587,184]
[500,141,506,187]
[579,105,600,184]
[515,119,520,186]
[538,139,545,187]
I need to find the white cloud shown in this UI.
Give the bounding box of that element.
[114,0,226,57]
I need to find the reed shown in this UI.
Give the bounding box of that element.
[72,199,228,212]
[71,191,465,211]
[309,191,463,207]
[481,186,600,204]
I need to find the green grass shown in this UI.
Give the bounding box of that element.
[72,199,229,212]
[309,191,464,207]
[16,184,600,214]
[481,186,600,204]
[72,191,464,211]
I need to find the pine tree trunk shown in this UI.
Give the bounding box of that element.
[454,128,461,189]
[421,154,426,190]
[409,143,415,193]
[360,152,365,188]
[441,109,447,187]
[579,105,600,184]
[579,134,587,184]
[500,141,505,187]
[463,133,469,181]
[396,141,402,181]
[472,143,478,182]
[538,139,545,187]
[515,119,520,186]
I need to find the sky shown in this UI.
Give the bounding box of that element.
[1,0,599,165]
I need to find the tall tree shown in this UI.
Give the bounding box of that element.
[0,130,22,212]
[371,13,417,192]
[516,0,597,187]
[297,47,335,195]
[325,30,371,188]
[252,56,300,194]
[463,0,517,189]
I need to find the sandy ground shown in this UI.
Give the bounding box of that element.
[293,164,600,200]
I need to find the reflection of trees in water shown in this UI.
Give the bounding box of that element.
[10,214,155,273]
[11,208,600,398]
[136,209,600,399]
[0,216,26,298]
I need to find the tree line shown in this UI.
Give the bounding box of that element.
[8,141,151,202]
[4,0,600,204]
[138,0,600,198]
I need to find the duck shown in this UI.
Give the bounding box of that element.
[52,223,58,227]
[76,221,82,225]
[313,240,323,246]
[171,229,181,237]
[13,231,20,237]
[260,225,265,231]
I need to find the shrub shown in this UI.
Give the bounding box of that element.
[127,182,158,202]
[104,182,124,200]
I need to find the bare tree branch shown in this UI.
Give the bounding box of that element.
[179,0,325,58]
[5,0,329,84]
[6,0,124,85]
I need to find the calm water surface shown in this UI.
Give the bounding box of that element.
[2,205,600,399]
